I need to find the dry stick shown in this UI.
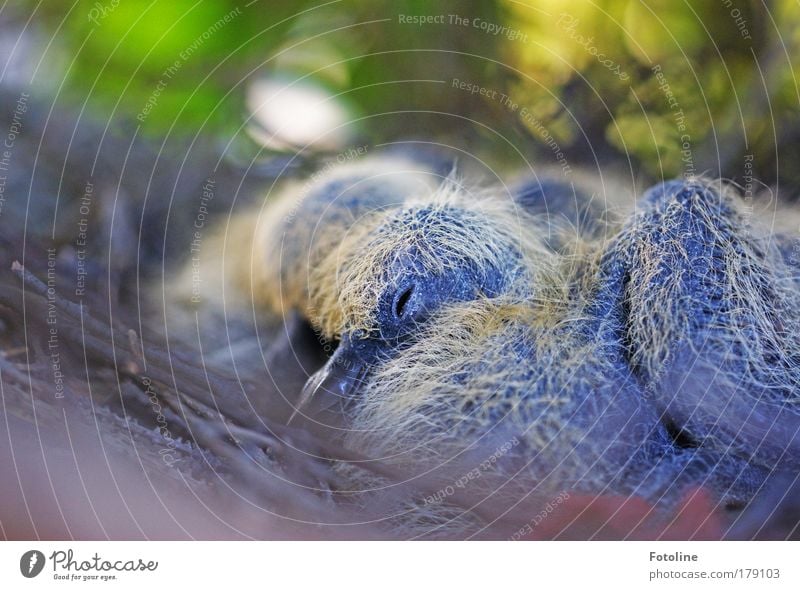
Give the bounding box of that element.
[11,261,110,338]
[11,261,236,395]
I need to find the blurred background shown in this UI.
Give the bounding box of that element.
[3,0,799,278]
[6,0,799,182]
[1,0,796,292]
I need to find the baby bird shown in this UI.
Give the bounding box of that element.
[312,179,767,505]
[299,177,560,404]
[250,155,797,514]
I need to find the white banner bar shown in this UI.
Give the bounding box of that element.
[0,541,797,589]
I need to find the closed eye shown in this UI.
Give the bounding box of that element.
[394,285,414,319]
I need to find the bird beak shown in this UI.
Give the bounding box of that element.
[290,334,368,422]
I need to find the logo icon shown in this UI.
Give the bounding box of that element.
[20,550,45,578]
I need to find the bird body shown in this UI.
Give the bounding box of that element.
[211,154,798,525]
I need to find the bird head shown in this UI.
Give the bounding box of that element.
[299,184,557,409]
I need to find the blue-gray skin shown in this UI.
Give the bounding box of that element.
[507,179,782,498]
[512,177,609,246]
[453,254,678,495]
[314,179,590,397]
[303,170,792,503]
[578,230,765,502]
[510,178,789,497]
[345,202,762,503]
[374,207,520,341]
[309,204,523,401]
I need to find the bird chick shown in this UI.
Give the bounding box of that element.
[300,177,563,402]
[332,195,761,505]
[249,157,796,515]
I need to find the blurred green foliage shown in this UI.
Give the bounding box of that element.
[38,0,301,129]
[504,0,800,182]
[22,0,800,185]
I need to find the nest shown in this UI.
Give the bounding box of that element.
[1,91,798,540]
